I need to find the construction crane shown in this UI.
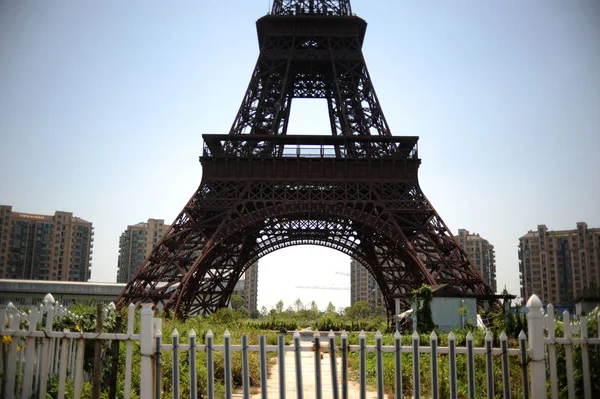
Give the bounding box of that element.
[335,272,350,277]
[296,286,349,290]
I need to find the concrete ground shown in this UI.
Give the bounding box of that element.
[247,341,386,399]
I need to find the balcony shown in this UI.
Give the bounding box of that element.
[201,134,420,182]
[203,134,419,160]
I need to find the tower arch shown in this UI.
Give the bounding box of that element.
[169,204,436,315]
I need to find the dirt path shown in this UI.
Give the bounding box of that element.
[249,341,386,399]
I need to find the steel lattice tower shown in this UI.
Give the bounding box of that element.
[116,0,498,317]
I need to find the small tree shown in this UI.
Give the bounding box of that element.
[294,298,304,312]
[310,300,319,313]
[354,301,370,319]
[326,302,337,314]
[346,301,370,330]
[236,307,250,318]
[230,294,246,311]
[458,300,469,328]
[275,300,284,313]
[373,305,386,317]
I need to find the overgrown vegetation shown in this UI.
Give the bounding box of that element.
[410,283,435,333]
[36,305,287,399]
[552,306,600,397]
[345,329,527,399]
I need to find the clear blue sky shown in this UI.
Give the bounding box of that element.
[1,1,598,311]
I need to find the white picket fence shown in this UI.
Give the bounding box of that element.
[0,294,598,399]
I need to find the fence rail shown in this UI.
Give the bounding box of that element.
[0,294,598,399]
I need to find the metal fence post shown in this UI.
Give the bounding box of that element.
[259,335,267,399]
[242,334,250,399]
[328,330,338,399]
[375,331,383,399]
[448,332,457,399]
[189,329,198,399]
[430,331,438,399]
[293,331,303,399]
[224,330,232,399]
[341,331,348,399]
[526,294,546,398]
[359,331,366,399]
[412,331,420,399]
[394,331,402,399]
[109,314,123,399]
[500,332,511,399]
[206,330,214,399]
[485,330,494,399]
[155,330,162,399]
[466,332,475,399]
[395,298,401,332]
[412,301,418,333]
[278,333,286,399]
[172,328,180,399]
[314,331,322,399]
[519,331,530,399]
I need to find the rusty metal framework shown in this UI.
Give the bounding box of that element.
[116,0,497,317]
[229,8,387,138]
[272,0,352,16]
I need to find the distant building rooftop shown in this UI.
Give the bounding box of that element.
[0,280,125,307]
[0,279,124,294]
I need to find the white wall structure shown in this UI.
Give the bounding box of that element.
[430,297,477,331]
[575,299,600,316]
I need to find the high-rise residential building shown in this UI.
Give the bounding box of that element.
[349,230,498,309]
[350,259,385,310]
[116,219,170,283]
[519,223,600,306]
[455,229,497,293]
[232,262,259,312]
[0,205,93,281]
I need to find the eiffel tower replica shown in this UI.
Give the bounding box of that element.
[117,0,497,317]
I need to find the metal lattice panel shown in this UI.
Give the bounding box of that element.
[272,0,353,16]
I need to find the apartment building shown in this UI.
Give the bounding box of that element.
[519,223,600,306]
[116,219,170,283]
[350,259,385,310]
[0,205,93,281]
[455,229,497,292]
[232,261,259,312]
